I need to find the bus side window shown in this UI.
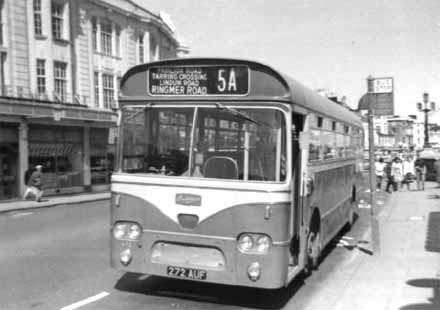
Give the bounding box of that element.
[309,129,321,161]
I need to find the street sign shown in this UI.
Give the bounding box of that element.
[358,76,394,116]
[371,77,393,93]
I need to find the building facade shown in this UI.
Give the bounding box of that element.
[0,0,186,200]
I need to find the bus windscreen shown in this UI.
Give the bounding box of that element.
[120,105,286,182]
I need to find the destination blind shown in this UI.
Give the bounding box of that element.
[148,65,249,96]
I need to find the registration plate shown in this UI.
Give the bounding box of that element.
[167,266,207,280]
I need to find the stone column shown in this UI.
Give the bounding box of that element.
[18,122,28,196]
[83,127,91,191]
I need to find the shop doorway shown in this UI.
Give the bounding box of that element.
[0,143,18,200]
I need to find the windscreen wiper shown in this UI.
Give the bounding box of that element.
[214,102,273,128]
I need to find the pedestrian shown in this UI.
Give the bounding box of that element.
[434,157,440,188]
[23,165,35,200]
[391,157,404,191]
[27,165,44,202]
[402,156,415,191]
[414,155,426,191]
[375,157,386,191]
[385,160,397,193]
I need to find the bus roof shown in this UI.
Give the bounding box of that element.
[119,58,362,126]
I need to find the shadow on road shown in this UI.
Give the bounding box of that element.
[114,272,305,309]
[399,278,440,310]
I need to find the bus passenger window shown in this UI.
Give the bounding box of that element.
[309,129,321,161]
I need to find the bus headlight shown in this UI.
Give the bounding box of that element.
[256,235,271,253]
[238,234,254,252]
[113,222,127,239]
[113,221,143,241]
[128,224,142,240]
[237,233,272,254]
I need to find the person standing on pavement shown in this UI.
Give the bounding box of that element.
[375,157,386,191]
[434,157,440,188]
[402,156,415,191]
[27,165,44,202]
[385,160,397,193]
[391,157,404,191]
[414,155,426,191]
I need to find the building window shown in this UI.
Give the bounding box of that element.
[115,26,121,57]
[150,36,158,61]
[100,20,112,55]
[317,116,323,128]
[92,17,98,51]
[94,72,99,107]
[102,74,114,108]
[36,59,46,95]
[138,34,144,63]
[0,0,4,45]
[0,52,6,95]
[54,61,67,101]
[34,0,43,36]
[51,2,63,40]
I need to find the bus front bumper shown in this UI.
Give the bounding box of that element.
[110,231,290,289]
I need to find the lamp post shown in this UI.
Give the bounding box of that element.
[417,92,436,149]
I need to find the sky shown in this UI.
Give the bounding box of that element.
[138,0,440,123]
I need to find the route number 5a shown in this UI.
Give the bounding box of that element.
[217,69,237,92]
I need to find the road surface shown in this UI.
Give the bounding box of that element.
[0,192,383,309]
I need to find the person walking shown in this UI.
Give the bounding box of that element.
[414,155,426,191]
[375,157,386,191]
[27,165,44,202]
[23,165,35,200]
[434,157,440,188]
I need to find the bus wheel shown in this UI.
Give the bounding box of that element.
[305,230,321,274]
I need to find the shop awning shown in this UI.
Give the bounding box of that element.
[29,143,74,157]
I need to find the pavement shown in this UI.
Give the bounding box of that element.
[327,182,440,310]
[0,191,110,214]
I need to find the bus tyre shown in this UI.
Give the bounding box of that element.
[305,230,321,274]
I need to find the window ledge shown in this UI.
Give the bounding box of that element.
[53,38,71,45]
[35,34,48,40]
[93,51,122,60]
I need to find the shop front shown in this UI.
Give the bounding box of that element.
[0,123,19,200]
[90,127,115,191]
[28,125,84,195]
[0,97,117,200]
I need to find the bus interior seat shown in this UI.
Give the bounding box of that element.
[203,156,239,179]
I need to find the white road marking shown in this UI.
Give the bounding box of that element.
[342,236,354,240]
[409,216,423,221]
[60,291,109,310]
[358,204,371,209]
[336,239,350,247]
[11,212,33,217]
[377,200,384,205]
